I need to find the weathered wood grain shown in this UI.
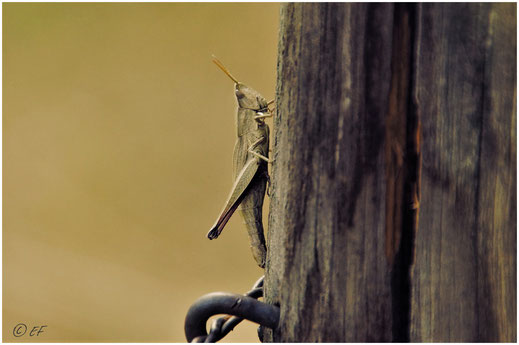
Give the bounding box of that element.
[410,3,516,342]
[264,2,516,343]
[264,3,395,342]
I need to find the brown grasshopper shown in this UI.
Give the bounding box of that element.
[207,57,273,268]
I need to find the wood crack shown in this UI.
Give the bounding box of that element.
[384,3,422,342]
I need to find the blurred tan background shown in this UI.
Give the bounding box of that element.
[3,3,279,342]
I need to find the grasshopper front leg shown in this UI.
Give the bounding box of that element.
[254,99,275,120]
[254,112,273,121]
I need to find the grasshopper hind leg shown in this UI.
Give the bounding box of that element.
[241,208,267,268]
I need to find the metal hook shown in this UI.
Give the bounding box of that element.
[184,286,279,342]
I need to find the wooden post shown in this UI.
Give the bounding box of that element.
[410,3,516,342]
[264,2,516,342]
[264,3,395,342]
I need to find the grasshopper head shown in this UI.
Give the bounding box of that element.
[235,83,268,111]
[212,56,268,112]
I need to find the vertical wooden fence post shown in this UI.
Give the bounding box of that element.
[263,2,515,342]
[410,3,516,342]
[264,3,395,342]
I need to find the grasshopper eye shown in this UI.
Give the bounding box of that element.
[235,89,245,99]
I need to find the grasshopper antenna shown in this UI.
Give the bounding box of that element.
[212,55,240,84]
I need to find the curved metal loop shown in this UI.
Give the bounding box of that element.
[191,335,206,343]
[215,287,263,340]
[205,318,226,343]
[184,293,279,342]
[210,276,264,341]
[184,276,278,343]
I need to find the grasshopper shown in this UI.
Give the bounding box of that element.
[207,57,273,268]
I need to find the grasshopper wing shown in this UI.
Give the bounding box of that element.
[207,158,261,239]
